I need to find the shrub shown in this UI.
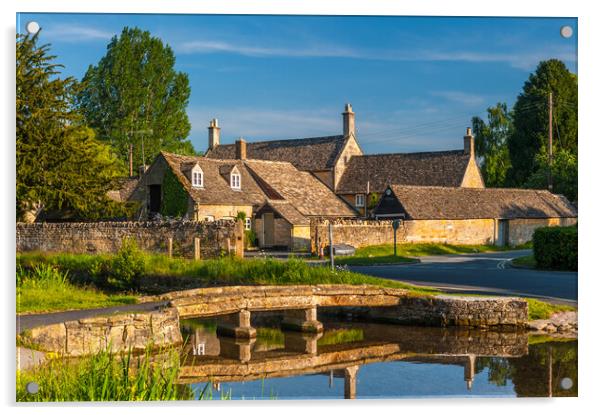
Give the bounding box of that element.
[532,225,577,271]
[109,238,146,289]
[244,229,257,248]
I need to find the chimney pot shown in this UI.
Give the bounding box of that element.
[464,127,474,157]
[235,137,247,160]
[342,103,356,138]
[208,118,221,150]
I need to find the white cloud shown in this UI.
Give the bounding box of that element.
[40,24,114,43]
[174,37,575,70]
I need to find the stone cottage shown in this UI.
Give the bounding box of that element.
[129,150,357,250]
[336,128,484,215]
[372,185,577,246]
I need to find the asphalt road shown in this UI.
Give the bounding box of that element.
[349,250,577,305]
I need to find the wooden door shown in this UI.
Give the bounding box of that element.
[263,213,275,247]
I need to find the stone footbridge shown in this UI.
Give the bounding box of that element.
[160,284,528,339]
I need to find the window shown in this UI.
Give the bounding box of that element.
[245,217,252,230]
[192,170,203,187]
[204,215,215,222]
[355,194,365,207]
[231,171,241,190]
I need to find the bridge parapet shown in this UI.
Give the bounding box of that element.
[169,285,528,338]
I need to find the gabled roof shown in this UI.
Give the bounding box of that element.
[160,152,265,206]
[244,160,357,218]
[205,135,347,171]
[336,150,472,194]
[379,185,577,220]
[257,201,310,226]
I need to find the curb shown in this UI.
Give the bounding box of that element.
[336,258,421,267]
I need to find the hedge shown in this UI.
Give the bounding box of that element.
[532,225,577,271]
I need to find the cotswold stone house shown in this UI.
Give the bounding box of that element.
[130,103,576,250]
[373,185,577,246]
[207,105,483,216]
[129,150,356,250]
[205,104,363,191]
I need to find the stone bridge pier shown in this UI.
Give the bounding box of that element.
[216,310,256,339]
[216,306,324,340]
[219,337,255,362]
[281,307,323,333]
[284,332,322,355]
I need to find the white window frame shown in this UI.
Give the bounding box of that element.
[245,217,252,230]
[191,169,203,188]
[355,193,365,207]
[230,168,241,190]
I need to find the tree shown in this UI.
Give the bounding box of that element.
[77,27,195,169]
[506,59,578,186]
[16,33,128,222]
[471,103,512,187]
[524,149,578,202]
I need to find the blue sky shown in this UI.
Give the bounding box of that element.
[17,14,577,154]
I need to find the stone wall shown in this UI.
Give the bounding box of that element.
[508,217,577,246]
[16,220,243,259]
[368,295,528,327]
[310,217,575,249]
[21,307,182,357]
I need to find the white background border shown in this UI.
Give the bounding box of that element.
[2,1,600,414]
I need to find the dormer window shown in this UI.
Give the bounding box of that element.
[191,165,203,188]
[230,170,241,190]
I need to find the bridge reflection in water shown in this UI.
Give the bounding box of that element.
[178,320,529,399]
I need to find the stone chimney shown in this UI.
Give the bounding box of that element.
[208,118,220,150]
[235,137,247,160]
[342,103,355,138]
[463,127,474,157]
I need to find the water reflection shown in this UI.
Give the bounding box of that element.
[179,318,577,399]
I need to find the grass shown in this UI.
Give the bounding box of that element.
[17,264,137,314]
[526,298,574,320]
[17,252,441,297]
[511,254,537,269]
[335,242,532,266]
[17,347,192,402]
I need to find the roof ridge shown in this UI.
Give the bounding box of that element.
[215,134,344,147]
[354,149,465,158]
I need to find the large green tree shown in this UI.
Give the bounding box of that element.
[16,33,128,222]
[77,27,195,169]
[471,103,512,187]
[506,59,578,187]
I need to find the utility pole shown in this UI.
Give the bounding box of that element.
[548,92,553,191]
[129,144,134,177]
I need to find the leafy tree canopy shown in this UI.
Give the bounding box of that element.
[507,59,577,186]
[77,27,196,170]
[16,33,130,222]
[472,103,512,187]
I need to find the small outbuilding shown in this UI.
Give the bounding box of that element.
[373,185,577,246]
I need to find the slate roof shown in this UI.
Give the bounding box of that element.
[382,185,578,220]
[244,160,357,218]
[336,150,472,194]
[160,152,266,206]
[205,135,347,171]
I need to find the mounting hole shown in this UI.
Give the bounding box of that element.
[560,26,573,39]
[26,21,40,35]
[560,377,573,390]
[26,381,39,394]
